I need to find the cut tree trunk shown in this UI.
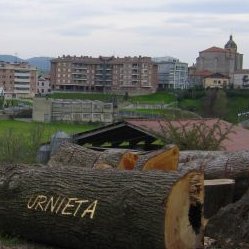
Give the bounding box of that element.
[178,151,249,179]
[47,142,99,168]
[179,151,227,163]
[0,164,204,249]
[93,148,139,170]
[135,145,179,171]
[178,150,249,201]
[204,179,235,218]
[48,142,139,170]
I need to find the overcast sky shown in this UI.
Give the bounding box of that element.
[1,0,249,67]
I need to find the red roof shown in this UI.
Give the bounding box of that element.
[200,46,226,53]
[203,72,230,79]
[126,119,249,152]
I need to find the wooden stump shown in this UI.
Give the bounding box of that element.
[0,164,204,249]
[204,179,235,219]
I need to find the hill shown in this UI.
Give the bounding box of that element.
[0,55,24,63]
[26,57,52,72]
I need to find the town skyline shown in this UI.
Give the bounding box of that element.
[1,0,249,67]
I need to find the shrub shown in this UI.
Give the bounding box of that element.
[0,124,46,163]
[157,119,234,150]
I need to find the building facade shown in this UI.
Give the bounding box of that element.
[37,75,51,95]
[203,73,230,89]
[153,57,188,89]
[232,69,249,89]
[33,98,114,123]
[0,62,37,98]
[195,36,243,76]
[50,56,158,95]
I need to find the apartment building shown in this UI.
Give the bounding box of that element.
[0,62,37,98]
[50,55,158,95]
[153,57,188,89]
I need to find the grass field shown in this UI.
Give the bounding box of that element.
[49,92,121,102]
[49,91,176,104]
[129,92,176,104]
[0,120,98,142]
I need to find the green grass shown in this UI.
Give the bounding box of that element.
[178,98,202,113]
[178,92,249,123]
[122,108,200,119]
[49,91,176,105]
[129,92,176,104]
[227,96,249,123]
[49,92,121,102]
[0,120,98,142]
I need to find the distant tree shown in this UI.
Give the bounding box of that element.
[213,90,228,118]
[123,91,129,101]
[202,88,218,117]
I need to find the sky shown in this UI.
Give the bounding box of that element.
[1,0,249,67]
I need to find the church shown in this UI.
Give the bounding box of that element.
[190,35,244,87]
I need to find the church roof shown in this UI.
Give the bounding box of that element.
[200,46,226,53]
[225,35,237,50]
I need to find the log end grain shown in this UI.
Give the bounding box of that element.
[165,171,204,249]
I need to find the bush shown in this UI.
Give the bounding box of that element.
[0,124,46,163]
[157,119,234,150]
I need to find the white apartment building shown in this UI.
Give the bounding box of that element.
[153,57,188,89]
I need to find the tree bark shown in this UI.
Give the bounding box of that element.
[178,150,249,200]
[47,142,99,168]
[204,179,235,218]
[179,151,227,163]
[135,145,179,171]
[0,164,203,249]
[48,142,138,170]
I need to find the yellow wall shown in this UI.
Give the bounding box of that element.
[203,78,229,88]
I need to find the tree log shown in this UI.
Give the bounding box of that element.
[178,151,249,179]
[179,151,227,163]
[48,142,138,170]
[0,164,204,249]
[204,179,235,219]
[178,151,249,200]
[47,142,99,168]
[135,145,179,171]
[93,148,139,170]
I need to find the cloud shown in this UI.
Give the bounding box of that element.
[0,0,248,67]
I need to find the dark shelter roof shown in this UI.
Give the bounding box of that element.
[73,121,160,150]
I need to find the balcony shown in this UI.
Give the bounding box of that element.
[14,73,30,77]
[14,78,30,83]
